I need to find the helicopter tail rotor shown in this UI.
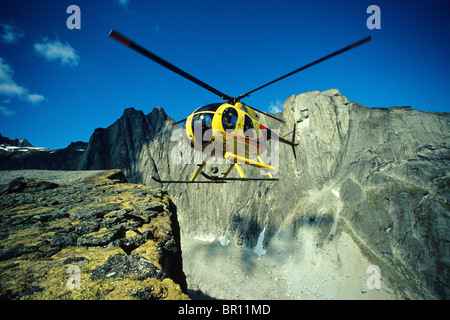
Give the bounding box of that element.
[280,122,299,160]
[263,121,299,159]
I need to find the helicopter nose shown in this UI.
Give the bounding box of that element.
[210,166,219,175]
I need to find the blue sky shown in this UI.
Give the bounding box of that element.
[0,0,449,149]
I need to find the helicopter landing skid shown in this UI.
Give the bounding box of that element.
[200,172,279,182]
[152,176,226,184]
[151,173,278,184]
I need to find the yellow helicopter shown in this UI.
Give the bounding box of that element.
[109,29,371,183]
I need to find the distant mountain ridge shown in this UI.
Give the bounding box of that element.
[0,133,33,148]
[0,134,87,170]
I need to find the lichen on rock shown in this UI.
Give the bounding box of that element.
[0,169,188,300]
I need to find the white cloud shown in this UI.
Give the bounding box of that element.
[34,37,80,67]
[0,59,13,82]
[0,57,46,114]
[0,82,26,97]
[27,93,46,104]
[0,22,25,44]
[0,105,15,117]
[114,0,130,9]
[269,100,283,114]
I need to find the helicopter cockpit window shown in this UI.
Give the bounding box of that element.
[222,108,238,132]
[192,112,214,141]
[244,115,255,138]
[194,103,222,113]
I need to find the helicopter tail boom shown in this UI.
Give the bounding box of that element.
[259,122,299,159]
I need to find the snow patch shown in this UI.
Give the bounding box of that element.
[253,228,267,257]
[0,145,53,153]
[218,235,230,246]
[331,189,340,198]
[193,236,215,243]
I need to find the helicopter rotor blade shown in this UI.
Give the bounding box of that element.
[109,29,232,101]
[237,36,372,100]
[243,103,285,123]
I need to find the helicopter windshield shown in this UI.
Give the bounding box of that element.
[194,103,222,114]
[222,107,238,132]
[244,115,255,138]
[192,112,214,142]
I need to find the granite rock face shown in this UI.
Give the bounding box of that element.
[280,89,449,299]
[77,107,174,184]
[147,89,447,299]
[0,170,188,300]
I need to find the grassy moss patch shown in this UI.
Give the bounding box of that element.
[0,170,188,300]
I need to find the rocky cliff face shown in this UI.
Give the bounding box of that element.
[2,89,449,299]
[158,89,448,300]
[277,89,449,299]
[77,107,174,184]
[0,170,188,300]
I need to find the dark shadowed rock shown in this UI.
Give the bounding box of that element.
[69,203,121,221]
[76,227,121,247]
[0,177,59,195]
[77,107,173,184]
[90,254,163,280]
[51,232,77,248]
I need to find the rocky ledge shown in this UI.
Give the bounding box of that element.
[0,170,188,300]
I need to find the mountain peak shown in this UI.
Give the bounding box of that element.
[148,106,170,124]
[122,107,144,117]
[0,133,33,148]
